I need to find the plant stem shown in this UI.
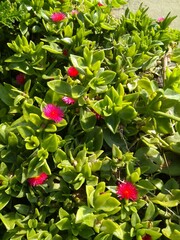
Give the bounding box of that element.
[153,111,180,122]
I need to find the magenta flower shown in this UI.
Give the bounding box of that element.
[67,66,79,77]
[142,234,152,240]
[51,12,66,22]
[98,2,104,6]
[43,104,64,123]
[62,96,75,105]
[95,112,101,120]
[157,17,165,23]
[63,49,68,56]
[28,173,48,186]
[116,181,138,201]
[16,73,26,85]
[91,109,102,120]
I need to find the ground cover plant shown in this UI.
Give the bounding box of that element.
[0,0,180,239]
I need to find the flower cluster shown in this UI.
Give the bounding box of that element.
[67,66,79,77]
[116,181,138,201]
[51,12,66,22]
[43,104,64,123]
[62,96,75,105]
[16,73,26,85]
[98,2,104,6]
[71,9,79,15]
[157,17,164,22]
[63,49,68,56]
[28,173,48,186]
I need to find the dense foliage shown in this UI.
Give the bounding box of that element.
[0,0,180,239]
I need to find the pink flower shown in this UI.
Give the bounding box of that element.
[51,12,66,22]
[62,96,75,105]
[157,17,164,23]
[67,66,79,77]
[71,9,79,15]
[116,181,138,201]
[43,104,64,123]
[142,234,152,240]
[91,109,102,120]
[98,2,104,6]
[28,173,48,186]
[63,49,68,56]
[16,73,26,85]
[95,112,101,120]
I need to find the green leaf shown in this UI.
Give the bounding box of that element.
[47,80,71,95]
[94,232,112,240]
[93,96,113,116]
[0,212,16,230]
[41,134,60,152]
[54,149,67,164]
[71,85,85,98]
[154,118,172,134]
[17,125,35,138]
[42,44,62,54]
[101,219,123,239]
[112,144,123,159]
[131,212,140,227]
[14,204,30,215]
[83,46,93,67]
[164,67,180,90]
[25,135,40,150]
[143,201,156,221]
[137,179,156,191]
[29,113,42,127]
[56,218,71,231]
[59,208,69,219]
[162,220,180,239]
[170,230,180,240]
[151,193,179,207]
[75,206,95,227]
[84,126,103,151]
[0,193,11,210]
[100,22,116,30]
[8,62,35,75]
[105,113,120,134]
[164,88,180,100]
[0,84,14,106]
[107,85,123,106]
[64,23,73,37]
[92,50,105,65]
[119,105,137,121]
[127,43,136,57]
[80,109,96,132]
[60,37,73,45]
[86,185,95,207]
[0,162,8,175]
[89,71,116,91]
[79,225,95,239]
[162,178,179,193]
[98,70,116,85]
[44,123,57,132]
[103,128,128,152]
[70,54,85,68]
[142,56,159,70]
[8,132,18,147]
[94,193,120,212]
[135,147,164,173]
[138,77,157,95]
